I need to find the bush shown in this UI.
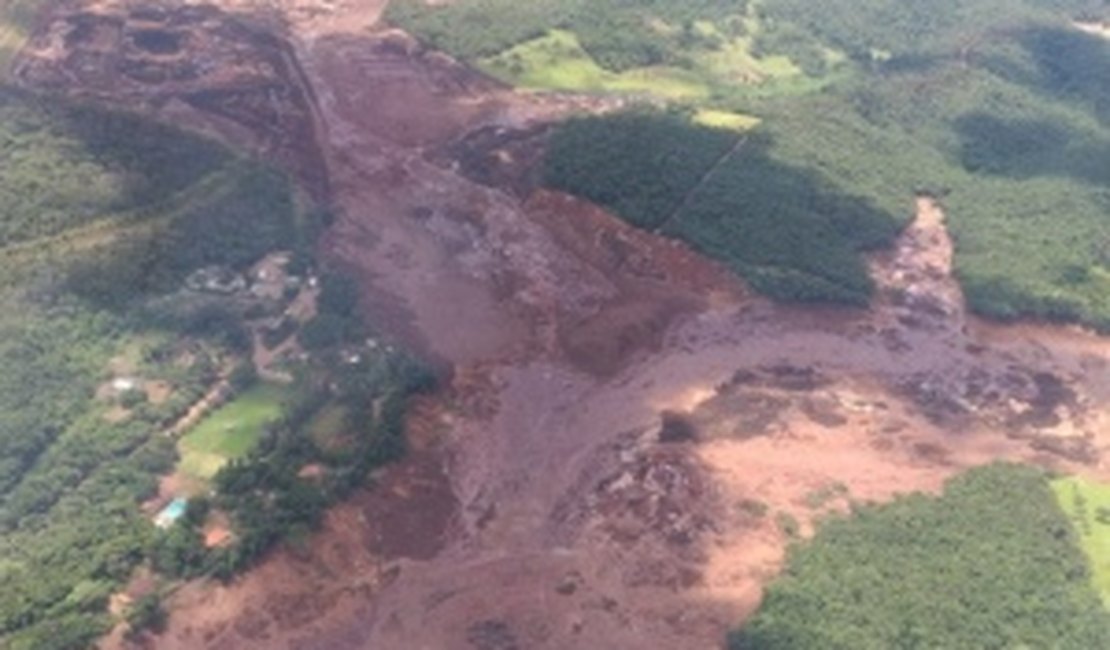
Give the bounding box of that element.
[125,594,167,637]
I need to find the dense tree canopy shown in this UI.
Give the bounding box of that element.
[732,464,1110,649]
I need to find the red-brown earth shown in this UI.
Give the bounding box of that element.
[12,2,1110,649]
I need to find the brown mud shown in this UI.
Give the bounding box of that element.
[13,3,1110,649]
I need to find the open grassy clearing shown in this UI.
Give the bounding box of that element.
[178,383,295,482]
[732,464,1110,649]
[1053,476,1110,607]
[391,0,829,104]
[478,30,712,100]
[693,108,762,131]
[469,9,830,102]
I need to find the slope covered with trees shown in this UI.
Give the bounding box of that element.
[0,85,427,649]
[544,112,898,303]
[393,0,1110,325]
[731,464,1110,649]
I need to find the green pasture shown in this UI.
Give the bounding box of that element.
[178,383,293,481]
[1053,476,1110,607]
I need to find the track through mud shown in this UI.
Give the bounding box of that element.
[14,4,1110,649]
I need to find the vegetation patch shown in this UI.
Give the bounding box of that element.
[387,0,755,71]
[544,111,739,230]
[0,0,40,75]
[545,111,899,304]
[478,30,712,100]
[389,0,824,102]
[0,84,395,649]
[1053,476,1110,607]
[731,464,1110,649]
[0,87,228,248]
[178,383,295,482]
[398,0,1110,326]
[308,403,352,451]
[693,109,761,131]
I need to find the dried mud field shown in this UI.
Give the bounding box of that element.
[13,2,1110,649]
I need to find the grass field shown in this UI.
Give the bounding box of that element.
[693,109,762,131]
[1052,476,1110,607]
[478,30,713,100]
[476,18,824,103]
[178,383,294,481]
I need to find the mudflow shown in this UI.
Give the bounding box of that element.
[14,2,1110,649]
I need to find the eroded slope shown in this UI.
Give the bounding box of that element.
[12,2,1110,649]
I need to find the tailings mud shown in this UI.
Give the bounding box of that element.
[17,4,1109,650]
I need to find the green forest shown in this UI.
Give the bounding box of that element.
[731,464,1110,649]
[393,0,1110,326]
[544,112,895,303]
[0,85,428,649]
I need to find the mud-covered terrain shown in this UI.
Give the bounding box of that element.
[13,2,1110,649]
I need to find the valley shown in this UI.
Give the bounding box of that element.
[3,0,1110,648]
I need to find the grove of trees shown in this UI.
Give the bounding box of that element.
[732,464,1110,649]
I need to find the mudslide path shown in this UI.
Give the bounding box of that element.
[14,3,1108,649]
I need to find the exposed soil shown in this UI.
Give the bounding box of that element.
[15,4,1110,650]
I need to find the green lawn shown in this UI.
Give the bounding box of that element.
[693,109,762,131]
[178,383,293,481]
[1053,476,1110,607]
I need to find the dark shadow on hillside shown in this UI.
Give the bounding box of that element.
[878,52,949,75]
[1013,26,1110,125]
[954,112,1110,185]
[543,111,907,305]
[7,2,329,318]
[667,131,903,304]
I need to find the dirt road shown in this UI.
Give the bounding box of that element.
[14,3,1109,649]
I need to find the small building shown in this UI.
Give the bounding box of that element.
[111,377,138,393]
[186,266,247,295]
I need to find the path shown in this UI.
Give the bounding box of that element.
[653,135,748,235]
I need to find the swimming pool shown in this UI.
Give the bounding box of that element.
[155,497,187,528]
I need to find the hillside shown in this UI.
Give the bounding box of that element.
[0,69,427,650]
[391,0,1110,327]
[2,1,1110,649]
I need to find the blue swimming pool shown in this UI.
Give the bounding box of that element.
[155,497,187,528]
